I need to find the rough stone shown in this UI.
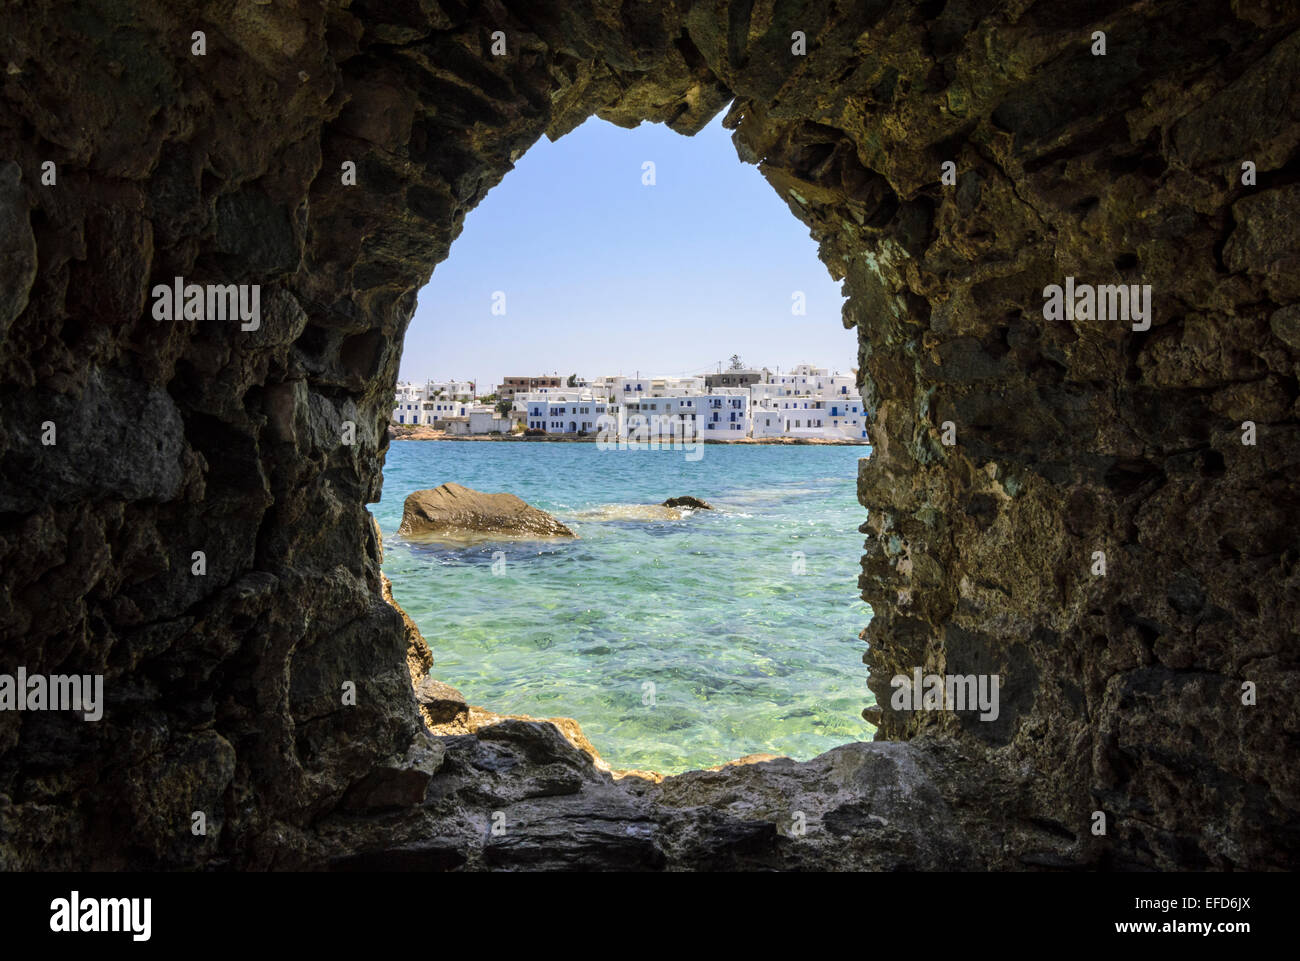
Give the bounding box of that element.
[660,496,713,510]
[397,483,576,540]
[0,161,36,345]
[414,677,468,726]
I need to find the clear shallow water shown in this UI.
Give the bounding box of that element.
[374,440,876,774]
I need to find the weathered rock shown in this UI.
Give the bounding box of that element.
[382,572,433,686]
[0,161,36,346]
[427,705,611,773]
[661,496,713,510]
[327,720,1033,871]
[397,483,575,540]
[338,738,445,813]
[414,677,468,726]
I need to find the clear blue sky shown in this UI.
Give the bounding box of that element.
[400,110,855,392]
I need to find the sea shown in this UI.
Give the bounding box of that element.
[373,439,876,774]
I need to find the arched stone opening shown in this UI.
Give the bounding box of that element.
[0,1,1296,870]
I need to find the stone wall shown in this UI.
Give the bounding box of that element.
[0,0,1295,869]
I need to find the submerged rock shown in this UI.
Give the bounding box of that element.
[576,503,683,521]
[660,496,713,510]
[565,498,714,523]
[397,482,576,540]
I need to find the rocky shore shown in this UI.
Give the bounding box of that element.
[335,581,1009,871]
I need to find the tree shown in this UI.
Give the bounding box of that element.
[496,398,513,417]
[728,354,744,370]
[567,373,578,387]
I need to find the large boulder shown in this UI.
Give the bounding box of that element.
[397,482,575,540]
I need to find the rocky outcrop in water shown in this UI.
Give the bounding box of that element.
[397,483,575,540]
[661,496,714,510]
[0,0,1296,870]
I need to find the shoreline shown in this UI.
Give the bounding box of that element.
[388,426,869,446]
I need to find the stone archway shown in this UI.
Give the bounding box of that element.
[0,1,1296,870]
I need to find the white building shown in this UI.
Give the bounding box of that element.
[609,376,650,402]
[823,393,867,440]
[622,393,703,440]
[396,365,868,441]
[425,379,475,401]
[468,405,511,434]
[391,381,474,425]
[521,390,617,434]
[770,363,827,393]
[750,401,849,439]
[647,375,706,395]
[587,376,616,400]
[750,366,866,440]
[444,404,513,435]
[393,382,438,425]
[698,389,751,437]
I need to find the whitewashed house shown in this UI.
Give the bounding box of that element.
[468,404,511,434]
[521,390,617,434]
[393,382,423,424]
[750,402,826,438]
[749,368,867,440]
[622,393,702,440]
[647,375,706,396]
[425,379,475,401]
[698,388,751,437]
[609,376,650,402]
[391,380,474,425]
[399,366,867,441]
[823,393,867,440]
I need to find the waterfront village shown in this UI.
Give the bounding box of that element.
[391,361,869,443]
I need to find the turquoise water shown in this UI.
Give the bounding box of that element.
[374,440,876,773]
